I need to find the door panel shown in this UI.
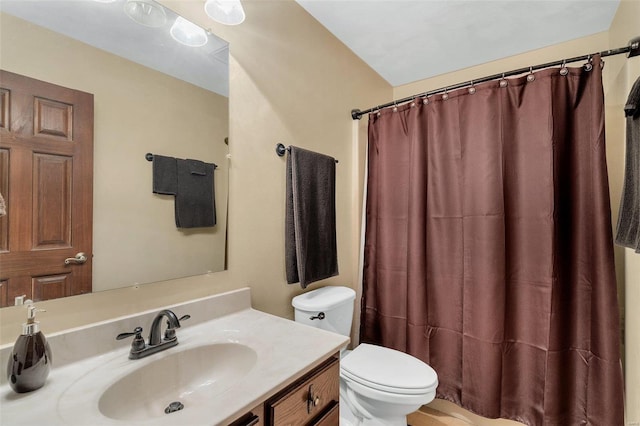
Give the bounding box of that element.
[32,274,71,302]
[32,153,72,249]
[0,148,8,252]
[33,97,74,140]
[0,280,7,307]
[0,70,93,307]
[0,88,9,130]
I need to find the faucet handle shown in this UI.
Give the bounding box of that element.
[116,326,146,352]
[164,314,190,340]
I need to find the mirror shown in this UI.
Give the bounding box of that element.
[0,0,229,306]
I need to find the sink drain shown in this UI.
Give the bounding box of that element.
[165,401,184,414]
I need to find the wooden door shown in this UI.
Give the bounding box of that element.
[0,70,93,307]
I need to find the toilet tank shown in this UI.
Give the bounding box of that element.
[292,286,356,336]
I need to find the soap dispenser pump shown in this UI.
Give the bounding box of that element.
[6,304,52,393]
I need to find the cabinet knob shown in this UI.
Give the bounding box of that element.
[307,384,322,414]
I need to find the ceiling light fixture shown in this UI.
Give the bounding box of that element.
[124,0,167,28]
[204,0,245,26]
[170,17,208,47]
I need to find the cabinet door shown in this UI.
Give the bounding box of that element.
[267,357,339,425]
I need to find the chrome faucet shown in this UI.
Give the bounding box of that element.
[116,309,190,360]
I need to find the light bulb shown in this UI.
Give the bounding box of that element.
[204,0,245,25]
[123,0,167,28]
[170,17,208,47]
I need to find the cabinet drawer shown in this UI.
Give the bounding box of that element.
[228,403,263,426]
[312,401,339,426]
[267,357,339,426]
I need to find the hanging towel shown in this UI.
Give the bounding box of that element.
[286,146,338,288]
[175,159,216,228]
[152,155,178,195]
[615,75,640,252]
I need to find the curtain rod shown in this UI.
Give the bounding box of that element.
[351,36,640,120]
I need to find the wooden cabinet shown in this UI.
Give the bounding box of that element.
[266,356,339,425]
[228,354,340,426]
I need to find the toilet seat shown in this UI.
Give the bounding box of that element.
[340,344,438,395]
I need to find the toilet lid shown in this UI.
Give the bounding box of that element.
[340,344,438,395]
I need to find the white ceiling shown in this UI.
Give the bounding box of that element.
[295,0,621,87]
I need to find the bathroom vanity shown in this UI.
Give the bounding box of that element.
[0,288,348,425]
[231,355,339,425]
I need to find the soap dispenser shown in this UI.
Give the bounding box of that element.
[6,304,52,393]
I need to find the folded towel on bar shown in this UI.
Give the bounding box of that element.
[286,146,339,288]
[152,154,178,195]
[175,159,217,228]
[615,75,640,252]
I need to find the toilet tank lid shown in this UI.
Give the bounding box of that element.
[292,286,356,311]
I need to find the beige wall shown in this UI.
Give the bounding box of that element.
[161,0,391,319]
[0,13,229,292]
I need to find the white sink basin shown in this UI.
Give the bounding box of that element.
[58,343,255,422]
[97,343,257,421]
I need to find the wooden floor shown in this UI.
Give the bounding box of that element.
[407,407,472,426]
[407,401,524,426]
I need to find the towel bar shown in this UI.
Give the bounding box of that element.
[275,143,338,163]
[146,153,217,169]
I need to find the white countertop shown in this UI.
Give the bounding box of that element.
[0,289,349,425]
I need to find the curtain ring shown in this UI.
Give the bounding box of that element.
[376,106,381,117]
[422,95,429,105]
[499,73,508,88]
[468,80,476,94]
[527,66,535,82]
[442,87,449,100]
[600,59,605,70]
[560,59,569,76]
[410,97,417,108]
[584,54,593,71]
[392,101,398,112]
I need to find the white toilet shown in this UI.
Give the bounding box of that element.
[292,286,438,426]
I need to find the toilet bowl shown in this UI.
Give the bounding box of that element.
[292,286,438,426]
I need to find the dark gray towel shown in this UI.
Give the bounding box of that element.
[286,146,338,288]
[152,155,177,195]
[175,159,216,228]
[615,75,640,253]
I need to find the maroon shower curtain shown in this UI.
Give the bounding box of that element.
[361,55,624,426]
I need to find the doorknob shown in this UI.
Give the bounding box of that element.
[64,252,87,265]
